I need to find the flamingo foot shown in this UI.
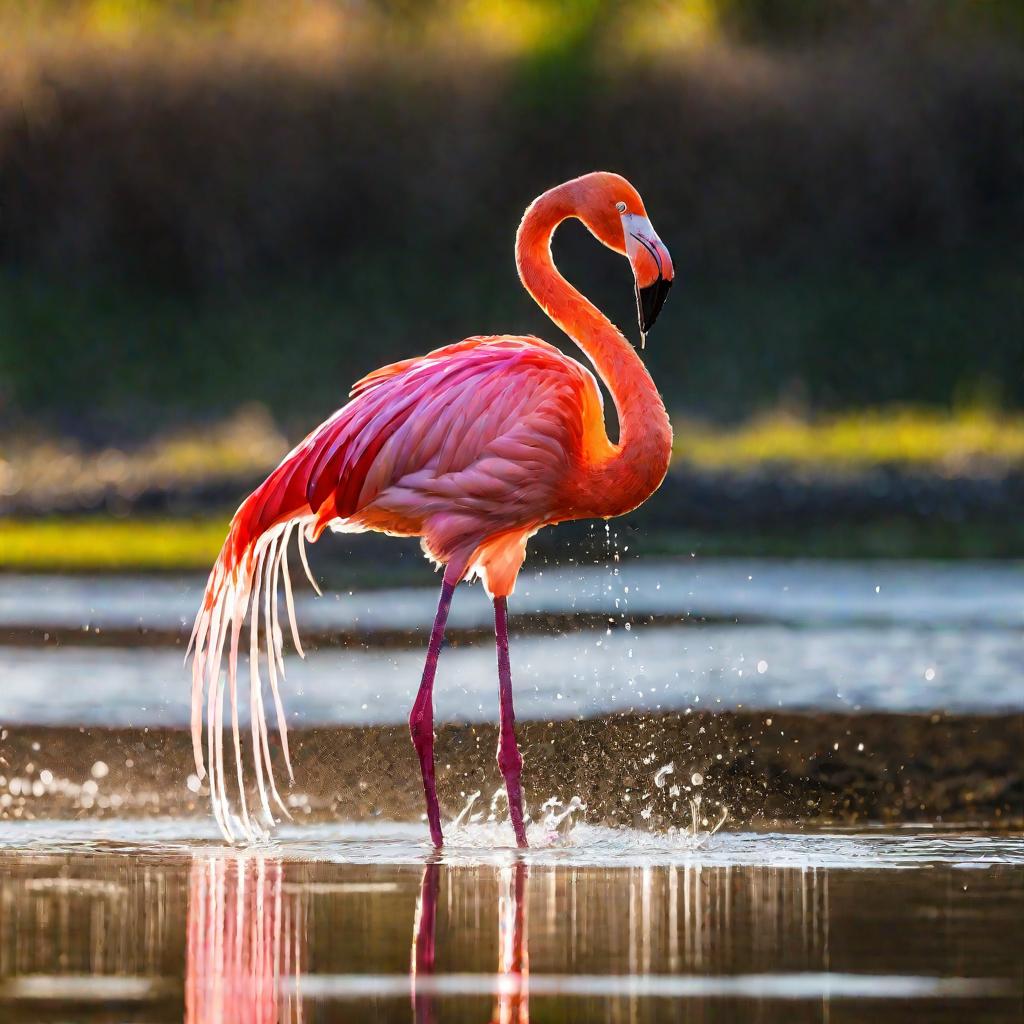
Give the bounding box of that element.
[499,744,528,848]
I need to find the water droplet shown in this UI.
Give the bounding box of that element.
[690,772,704,787]
[90,761,108,780]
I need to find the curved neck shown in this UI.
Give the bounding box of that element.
[515,184,673,512]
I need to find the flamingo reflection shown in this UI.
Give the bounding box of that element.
[185,855,303,1024]
[412,862,530,1024]
[187,852,528,1024]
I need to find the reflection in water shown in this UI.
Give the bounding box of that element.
[412,861,531,1024]
[0,841,1019,1022]
[494,863,529,1024]
[185,856,304,1024]
[188,853,533,1024]
[410,863,438,1024]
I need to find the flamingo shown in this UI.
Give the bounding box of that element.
[189,171,674,848]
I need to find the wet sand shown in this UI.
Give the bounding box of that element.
[2,710,1020,828]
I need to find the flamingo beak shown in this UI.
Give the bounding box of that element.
[622,214,674,347]
[636,276,672,340]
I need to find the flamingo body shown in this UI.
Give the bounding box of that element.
[190,171,675,845]
[234,335,606,598]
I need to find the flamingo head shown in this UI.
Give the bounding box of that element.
[572,172,674,346]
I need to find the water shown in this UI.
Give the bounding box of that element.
[2,818,1023,870]
[0,821,1021,1022]
[4,622,1022,727]
[2,559,1023,726]
[3,559,1023,631]
[1,559,1021,1020]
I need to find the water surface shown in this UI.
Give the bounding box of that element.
[3,559,1022,631]
[0,821,1020,1023]
[2,559,1022,725]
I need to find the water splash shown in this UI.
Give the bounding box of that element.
[445,790,589,850]
[640,760,729,846]
[451,791,482,828]
[538,796,586,838]
[684,794,729,848]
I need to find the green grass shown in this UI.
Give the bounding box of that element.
[677,407,1024,471]
[3,512,1021,574]
[0,517,230,572]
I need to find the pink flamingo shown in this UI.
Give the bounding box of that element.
[189,171,674,848]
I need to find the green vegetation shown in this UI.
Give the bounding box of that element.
[0,517,230,571]
[6,1,1023,47]
[679,408,1024,471]
[4,508,1020,573]
[0,408,286,513]
[0,1,1020,570]
[2,241,1021,434]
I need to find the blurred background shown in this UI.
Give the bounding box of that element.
[0,0,1022,567]
[1,12,1022,1018]
[2,15,1023,1022]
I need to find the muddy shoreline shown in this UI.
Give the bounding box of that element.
[1,710,1019,829]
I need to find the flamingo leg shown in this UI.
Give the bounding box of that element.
[410,578,456,847]
[494,596,529,848]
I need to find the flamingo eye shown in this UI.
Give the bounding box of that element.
[615,201,627,214]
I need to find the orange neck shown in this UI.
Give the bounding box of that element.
[515,182,673,517]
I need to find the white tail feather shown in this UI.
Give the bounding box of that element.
[190,515,317,843]
[262,533,294,782]
[269,535,287,680]
[298,527,322,596]
[249,544,289,824]
[281,526,305,659]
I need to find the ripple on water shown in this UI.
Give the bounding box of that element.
[0,818,1021,870]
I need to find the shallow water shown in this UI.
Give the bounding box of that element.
[2,560,1021,1020]
[4,559,1023,631]
[0,821,1020,1022]
[3,558,1023,726]
[2,818,1024,870]
[5,621,1023,728]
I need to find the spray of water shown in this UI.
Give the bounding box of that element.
[643,761,730,848]
[446,789,587,848]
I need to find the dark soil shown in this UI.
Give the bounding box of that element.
[2,710,1019,830]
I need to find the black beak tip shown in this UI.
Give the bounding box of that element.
[636,276,672,337]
